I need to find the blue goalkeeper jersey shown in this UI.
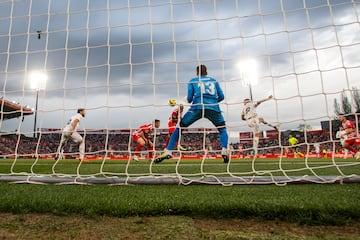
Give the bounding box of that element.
[186,75,225,112]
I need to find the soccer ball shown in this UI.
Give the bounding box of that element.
[168,99,176,106]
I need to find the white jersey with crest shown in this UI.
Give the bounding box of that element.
[63,113,83,133]
[242,102,257,120]
[336,130,347,145]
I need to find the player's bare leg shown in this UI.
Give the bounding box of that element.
[147,141,154,160]
[164,134,171,148]
[177,143,187,151]
[293,150,298,158]
[167,133,187,151]
[354,138,360,159]
[133,138,146,161]
[70,132,86,162]
[253,134,260,157]
[79,139,85,162]
[343,149,348,159]
[56,135,68,160]
[249,122,260,158]
[342,141,358,159]
[259,117,278,131]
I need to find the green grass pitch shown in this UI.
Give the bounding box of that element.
[0,157,360,226]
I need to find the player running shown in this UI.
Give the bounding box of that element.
[166,104,186,151]
[131,119,160,161]
[56,108,86,162]
[155,64,229,163]
[338,115,360,159]
[241,95,273,156]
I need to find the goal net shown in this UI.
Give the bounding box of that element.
[1,0,359,185]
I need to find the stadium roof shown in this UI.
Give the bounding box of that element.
[0,98,33,120]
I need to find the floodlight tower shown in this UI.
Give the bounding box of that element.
[30,71,47,138]
[238,59,258,101]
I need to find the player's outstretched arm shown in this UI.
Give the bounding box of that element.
[255,95,273,107]
[260,95,273,103]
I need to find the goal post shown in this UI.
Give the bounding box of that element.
[0,0,359,185]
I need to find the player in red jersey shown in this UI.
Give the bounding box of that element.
[131,119,160,161]
[339,115,360,159]
[165,104,186,150]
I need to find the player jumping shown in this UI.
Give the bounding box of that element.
[155,65,229,163]
[241,95,274,156]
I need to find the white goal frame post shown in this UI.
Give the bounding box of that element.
[0,0,360,185]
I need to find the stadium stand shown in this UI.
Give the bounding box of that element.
[0,98,33,120]
[0,127,346,160]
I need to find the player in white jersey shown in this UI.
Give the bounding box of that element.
[313,142,321,158]
[56,108,86,161]
[241,95,273,156]
[336,127,349,159]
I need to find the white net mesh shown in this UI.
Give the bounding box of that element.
[0,0,360,185]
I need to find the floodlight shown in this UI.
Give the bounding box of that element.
[238,59,258,87]
[30,71,47,91]
[29,71,47,138]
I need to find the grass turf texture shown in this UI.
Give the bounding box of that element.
[0,183,360,226]
[0,157,359,230]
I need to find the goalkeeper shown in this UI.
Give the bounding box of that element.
[156,65,229,163]
[241,95,273,156]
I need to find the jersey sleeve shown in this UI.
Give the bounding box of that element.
[345,120,355,130]
[187,81,195,103]
[215,81,224,102]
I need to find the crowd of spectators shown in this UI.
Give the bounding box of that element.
[0,129,348,159]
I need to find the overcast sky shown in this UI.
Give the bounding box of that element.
[0,0,359,140]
